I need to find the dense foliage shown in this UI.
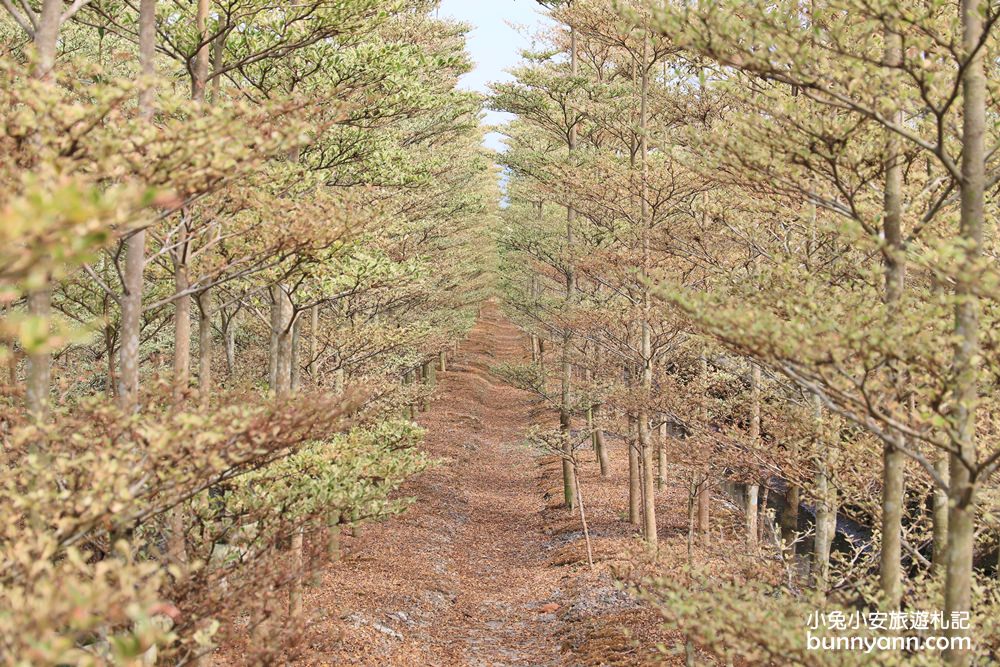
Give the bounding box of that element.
[0,0,493,663]
[494,0,998,665]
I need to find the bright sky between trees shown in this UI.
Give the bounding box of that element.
[438,0,552,151]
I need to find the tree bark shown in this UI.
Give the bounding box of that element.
[559,26,579,512]
[191,0,211,102]
[657,420,666,491]
[23,0,63,420]
[25,289,51,421]
[268,286,280,390]
[275,289,292,400]
[197,289,212,409]
[879,26,907,612]
[932,455,949,572]
[119,235,145,412]
[309,305,319,383]
[697,354,711,538]
[593,408,609,477]
[32,0,61,78]
[118,0,155,413]
[422,360,435,412]
[944,1,985,662]
[628,410,641,527]
[813,394,836,594]
[224,308,236,379]
[746,363,761,546]
[290,313,301,392]
[637,32,656,549]
[172,253,191,407]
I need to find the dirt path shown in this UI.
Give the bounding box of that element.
[297,303,573,665]
[292,302,679,666]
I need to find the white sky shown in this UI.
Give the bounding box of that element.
[437,0,552,151]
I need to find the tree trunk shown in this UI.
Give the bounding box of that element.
[224,308,236,380]
[197,289,212,409]
[308,305,319,383]
[268,287,280,390]
[637,35,656,549]
[422,360,435,412]
[657,420,666,491]
[172,258,191,407]
[696,475,711,541]
[32,0,61,78]
[290,314,301,392]
[559,26,579,513]
[944,1,985,662]
[746,363,761,546]
[813,394,836,594]
[22,1,63,420]
[119,233,145,412]
[781,482,800,544]
[530,269,541,362]
[932,455,949,572]
[105,327,116,399]
[192,0,211,102]
[879,26,907,612]
[628,410,641,527]
[275,289,292,400]
[119,0,154,409]
[25,289,51,421]
[697,353,711,538]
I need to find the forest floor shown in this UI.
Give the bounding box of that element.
[289,302,690,666]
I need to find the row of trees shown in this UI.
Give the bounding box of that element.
[495,0,997,664]
[1,0,493,663]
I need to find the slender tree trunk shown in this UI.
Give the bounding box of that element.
[275,289,292,400]
[559,26,579,512]
[422,360,435,411]
[697,475,710,539]
[591,346,609,476]
[168,245,192,569]
[119,232,145,412]
[192,0,211,102]
[878,27,907,611]
[932,455,949,572]
[637,35,656,549]
[529,275,540,361]
[657,420,666,491]
[172,251,191,407]
[22,1,64,421]
[758,485,771,544]
[118,0,156,408]
[593,409,609,477]
[197,289,212,409]
[224,309,236,380]
[290,314,301,392]
[813,394,836,594]
[25,289,51,421]
[628,410,641,527]
[697,353,710,538]
[268,287,280,390]
[944,1,985,662]
[309,305,319,383]
[746,363,761,546]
